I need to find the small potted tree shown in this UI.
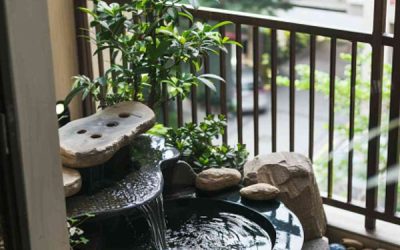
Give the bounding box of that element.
[60,0,239,194]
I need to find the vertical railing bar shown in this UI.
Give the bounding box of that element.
[328,37,337,199]
[175,16,183,127]
[289,32,296,152]
[74,0,95,116]
[95,25,106,110]
[162,84,169,126]
[202,18,211,116]
[366,0,387,230]
[109,48,118,94]
[177,95,183,127]
[347,41,357,203]
[253,26,260,156]
[309,34,316,161]
[219,25,228,144]
[189,19,197,124]
[177,64,184,127]
[236,23,243,145]
[190,63,198,124]
[385,0,400,216]
[204,55,211,115]
[271,29,277,152]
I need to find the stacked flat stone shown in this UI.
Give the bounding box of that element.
[243,152,327,241]
[59,101,155,197]
[63,167,82,197]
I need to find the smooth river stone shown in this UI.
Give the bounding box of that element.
[59,101,155,168]
[240,183,280,200]
[63,167,82,197]
[195,167,241,192]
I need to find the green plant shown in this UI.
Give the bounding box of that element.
[161,114,249,172]
[65,0,240,109]
[68,214,94,249]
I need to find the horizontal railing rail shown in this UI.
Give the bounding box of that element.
[74,0,400,230]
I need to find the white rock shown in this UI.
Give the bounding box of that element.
[243,152,326,240]
[59,101,155,168]
[196,167,241,192]
[240,183,280,200]
[63,167,82,197]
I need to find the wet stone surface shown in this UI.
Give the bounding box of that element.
[66,135,178,218]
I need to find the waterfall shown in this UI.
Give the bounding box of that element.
[138,195,168,250]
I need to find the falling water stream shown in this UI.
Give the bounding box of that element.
[138,195,168,250]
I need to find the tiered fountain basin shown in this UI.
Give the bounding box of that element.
[65,135,303,249]
[59,101,303,249]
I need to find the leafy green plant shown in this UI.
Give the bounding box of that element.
[68,214,94,249]
[161,115,249,172]
[66,0,240,109]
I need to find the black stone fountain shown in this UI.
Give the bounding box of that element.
[60,101,304,250]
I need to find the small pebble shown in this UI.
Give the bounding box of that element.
[342,238,364,250]
[329,243,346,250]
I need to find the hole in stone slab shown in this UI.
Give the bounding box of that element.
[119,112,130,118]
[91,134,102,139]
[77,129,87,134]
[106,121,119,127]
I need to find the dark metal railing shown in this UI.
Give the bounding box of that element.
[74,0,400,230]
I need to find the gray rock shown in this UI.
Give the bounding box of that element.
[303,237,329,250]
[240,183,280,200]
[196,167,241,192]
[243,152,327,240]
[163,161,197,193]
[63,167,82,197]
[59,101,155,168]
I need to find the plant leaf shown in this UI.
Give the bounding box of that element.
[199,73,225,82]
[64,85,86,106]
[178,11,193,22]
[210,21,233,31]
[197,77,217,92]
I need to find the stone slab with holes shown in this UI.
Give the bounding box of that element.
[59,101,155,168]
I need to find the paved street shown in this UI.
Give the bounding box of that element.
[226,86,332,158]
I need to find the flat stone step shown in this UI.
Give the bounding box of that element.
[59,101,155,168]
[63,167,82,197]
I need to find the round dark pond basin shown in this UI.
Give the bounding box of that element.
[80,197,276,250]
[165,198,275,249]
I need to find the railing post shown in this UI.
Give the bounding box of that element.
[365,0,387,230]
[236,23,243,145]
[253,27,260,156]
[385,0,400,217]
[74,0,95,116]
[219,26,228,144]
[328,37,336,199]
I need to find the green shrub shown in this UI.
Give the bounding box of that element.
[151,115,249,172]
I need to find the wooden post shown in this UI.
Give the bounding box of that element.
[0,0,69,249]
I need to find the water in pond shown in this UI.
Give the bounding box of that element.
[121,198,273,250]
[166,211,272,249]
[84,197,274,250]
